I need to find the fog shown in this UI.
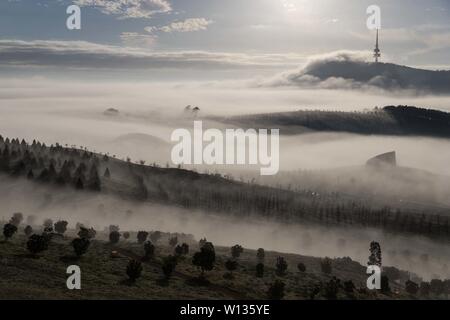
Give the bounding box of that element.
[1,77,450,281]
[0,175,448,281]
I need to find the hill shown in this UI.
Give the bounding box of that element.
[217,106,450,138]
[0,227,427,300]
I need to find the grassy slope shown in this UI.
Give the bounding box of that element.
[0,229,411,300]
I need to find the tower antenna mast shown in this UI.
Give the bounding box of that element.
[373,29,381,63]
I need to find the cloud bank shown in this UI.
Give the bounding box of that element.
[260,51,450,94]
[74,0,172,19]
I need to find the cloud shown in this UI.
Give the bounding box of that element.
[120,32,157,48]
[0,39,305,70]
[258,50,450,94]
[145,18,213,34]
[74,0,172,19]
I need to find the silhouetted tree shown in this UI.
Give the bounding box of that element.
[430,279,445,296]
[368,241,382,267]
[72,238,90,257]
[231,244,243,259]
[126,259,143,282]
[150,231,161,244]
[419,282,431,297]
[321,257,333,274]
[192,242,216,278]
[9,212,23,226]
[343,280,355,294]
[405,280,419,296]
[78,227,96,239]
[381,275,391,294]
[143,241,155,261]
[162,255,178,280]
[137,231,149,244]
[3,223,17,240]
[123,232,130,240]
[257,248,265,261]
[297,262,306,273]
[324,277,340,299]
[109,225,120,232]
[54,220,68,235]
[256,263,264,278]
[224,259,238,278]
[267,280,285,300]
[27,234,49,256]
[276,257,288,276]
[198,237,207,248]
[169,236,178,247]
[24,225,33,237]
[109,231,121,244]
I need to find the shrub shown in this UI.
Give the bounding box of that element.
[9,212,23,226]
[3,223,17,240]
[24,225,33,237]
[143,241,155,260]
[126,259,143,282]
[267,280,285,300]
[324,277,341,299]
[256,263,264,278]
[276,257,288,276]
[343,280,355,294]
[405,280,419,295]
[430,279,445,296]
[109,231,121,244]
[169,236,178,247]
[231,245,244,259]
[297,262,306,273]
[225,259,238,276]
[123,232,130,240]
[27,234,49,255]
[256,248,265,261]
[150,231,161,243]
[320,257,333,274]
[381,275,391,294]
[419,282,431,297]
[192,241,216,277]
[137,231,149,244]
[54,220,68,235]
[78,227,96,239]
[162,255,178,280]
[72,238,90,257]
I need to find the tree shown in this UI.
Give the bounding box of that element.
[368,241,382,267]
[43,219,53,230]
[3,223,17,240]
[78,227,96,239]
[198,237,207,248]
[54,220,68,235]
[405,280,419,296]
[267,280,285,300]
[192,242,216,278]
[162,255,178,280]
[27,234,49,256]
[137,231,149,244]
[321,257,333,274]
[343,280,355,294]
[9,212,23,226]
[72,238,90,257]
[123,232,130,240]
[381,275,391,294]
[24,225,33,237]
[419,282,431,297]
[430,279,445,296]
[126,259,143,282]
[257,248,265,261]
[175,243,189,256]
[324,277,341,300]
[150,231,161,244]
[276,256,288,276]
[225,259,238,278]
[256,263,264,278]
[109,225,120,232]
[231,244,243,259]
[169,236,178,247]
[143,241,155,261]
[109,231,121,244]
[297,262,306,273]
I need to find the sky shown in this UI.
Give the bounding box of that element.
[0,0,449,80]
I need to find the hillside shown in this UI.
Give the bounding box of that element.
[1,134,449,242]
[0,226,431,300]
[218,106,450,137]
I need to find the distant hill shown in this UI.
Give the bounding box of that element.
[266,52,450,93]
[218,106,450,138]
